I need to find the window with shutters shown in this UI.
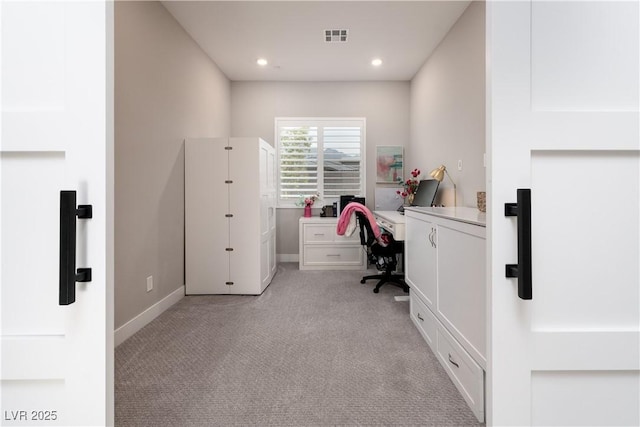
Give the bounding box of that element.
[276,118,366,207]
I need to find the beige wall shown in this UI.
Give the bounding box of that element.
[231,81,410,256]
[410,1,485,208]
[115,1,230,328]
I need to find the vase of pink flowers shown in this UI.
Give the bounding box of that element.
[396,168,421,206]
[296,193,320,217]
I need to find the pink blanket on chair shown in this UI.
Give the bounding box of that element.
[336,202,385,245]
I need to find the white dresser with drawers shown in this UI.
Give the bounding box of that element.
[298,217,366,270]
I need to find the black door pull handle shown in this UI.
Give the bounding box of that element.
[59,191,92,305]
[505,188,532,300]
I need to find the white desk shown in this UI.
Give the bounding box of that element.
[373,210,406,241]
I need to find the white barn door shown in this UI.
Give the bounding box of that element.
[1,1,113,425]
[488,1,639,425]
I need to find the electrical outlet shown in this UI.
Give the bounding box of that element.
[146,276,153,292]
[457,159,463,171]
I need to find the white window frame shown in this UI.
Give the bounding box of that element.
[275,117,366,208]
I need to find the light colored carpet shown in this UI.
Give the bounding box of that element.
[115,263,483,426]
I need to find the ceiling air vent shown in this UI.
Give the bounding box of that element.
[324,29,349,43]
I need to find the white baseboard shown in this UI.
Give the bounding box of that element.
[114,285,185,347]
[277,254,299,263]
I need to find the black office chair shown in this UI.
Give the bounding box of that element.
[356,211,409,294]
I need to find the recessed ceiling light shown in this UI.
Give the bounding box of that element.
[371,58,383,67]
[257,58,268,66]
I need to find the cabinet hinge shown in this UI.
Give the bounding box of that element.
[225,248,234,251]
[225,146,233,150]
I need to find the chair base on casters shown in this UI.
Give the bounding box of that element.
[360,273,409,293]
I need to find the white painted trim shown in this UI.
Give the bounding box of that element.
[277,254,299,263]
[114,285,185,347]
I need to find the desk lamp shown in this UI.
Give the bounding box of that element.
[429,165,457,206]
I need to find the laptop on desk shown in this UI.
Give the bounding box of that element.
[397,179,439,213]
[411,179,439,207]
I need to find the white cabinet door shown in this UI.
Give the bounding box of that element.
[267,147,277,278]
[488,1,639,425]
[436,223,486,367]
[259,141,271,289]
[269,227,277,278]
[405,213,436,309]
[185,138,229,294]
[229,138,260,294]
[1,2,113,425]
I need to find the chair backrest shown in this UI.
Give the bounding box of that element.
[355,211,377,248]
[355,210,403,274]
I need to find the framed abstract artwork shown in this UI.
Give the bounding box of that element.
[376,146,403,183]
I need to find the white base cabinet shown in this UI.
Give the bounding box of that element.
[185,137,276,294]
[299,217,365,270]
[405,207,486,422]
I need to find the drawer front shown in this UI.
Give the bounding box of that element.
[410,294,437,352]
[436,324,485,422]
[304,245,363,265]
[304,224,336,243]
[377,217,396,234]
[335,230,360,243]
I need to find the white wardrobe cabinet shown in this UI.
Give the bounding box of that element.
[185,137,276,295]
[405,207,486,422]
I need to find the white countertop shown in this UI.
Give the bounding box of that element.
[404,206,486,227]
[299,216,338,222]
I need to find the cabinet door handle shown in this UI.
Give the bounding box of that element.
[417,313,424,322]
[326,254,341,257]
[505,188,532,300]
[59,191,92,306]
[427,229,433,246]
[448,353,459,368]
[432,227,437,248]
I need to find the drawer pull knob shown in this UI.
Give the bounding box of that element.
[417,313,424,321]
[448,353,459,368]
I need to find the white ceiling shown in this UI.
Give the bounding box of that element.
[161,1,471,81]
